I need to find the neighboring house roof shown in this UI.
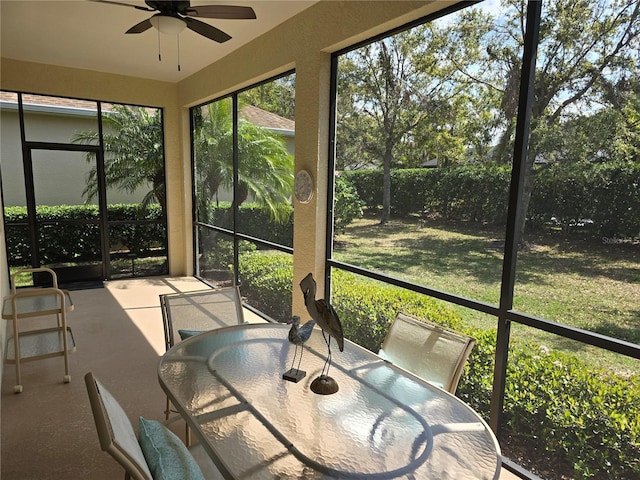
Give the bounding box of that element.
[0,91,112,117]
[420,159,439,168]
[240,105,295,136]
[0,91,98,109]
[1,92,295,135]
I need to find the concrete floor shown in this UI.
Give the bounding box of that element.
[1,276,520,480]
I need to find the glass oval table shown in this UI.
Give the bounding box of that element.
[158,323,501,479]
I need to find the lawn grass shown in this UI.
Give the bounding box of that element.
[334,215,639,372]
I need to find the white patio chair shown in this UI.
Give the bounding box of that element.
[159,287,245,442]
[84,372,222,480]
[379,312,475,394]
[160,287,245,351]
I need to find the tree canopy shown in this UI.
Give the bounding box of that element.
[239,74,296,121]
[336,0,640,226]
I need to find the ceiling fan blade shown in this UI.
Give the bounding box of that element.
[87,0,154,12]
[126,18,153,34]
[184,17,231,43]
[187,5,256,19]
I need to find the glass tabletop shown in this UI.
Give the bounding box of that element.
[158,323,500,479]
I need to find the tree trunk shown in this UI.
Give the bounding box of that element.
[516,160,536,241]
[380,149,393,224]
[493,122,515,165]
[514,128,542,241]
[494,63,520,165]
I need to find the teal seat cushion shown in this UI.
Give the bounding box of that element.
[178,329,203,340]
[138,417,204,480]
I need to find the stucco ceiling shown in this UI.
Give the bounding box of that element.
[1,0,317,83]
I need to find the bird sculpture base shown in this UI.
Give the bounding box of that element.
[310,375,339,395]
[282,369,306,383]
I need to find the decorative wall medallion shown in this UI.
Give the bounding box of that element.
[294,170,314,204]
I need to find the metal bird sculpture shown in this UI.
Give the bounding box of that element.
[300,273,344,394]
[282,315,315,383]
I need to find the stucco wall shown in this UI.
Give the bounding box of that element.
[0,193,7,380]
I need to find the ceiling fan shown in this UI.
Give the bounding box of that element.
[92,1,256,43]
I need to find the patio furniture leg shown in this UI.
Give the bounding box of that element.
[61,303,71,383]
[12,315,22,393]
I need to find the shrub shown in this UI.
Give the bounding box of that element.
[204,238,256,272]
[529,161,640,237]
[343,162,639,238]
[334,174,364,233]
[342,166,512,223]
[343,170,383,209]
[456,328,497,418]
[503,346,640,479]
[108,204,166,254]
[239,251,294,322]
[589,162,640,238]
[4,204,165,266]
[389,169,431,216]
[236,202,293,247]
[208,201,293,247]
[4,199,297,267]
[237,254,461,348]
[529,162,597,232]
[430,165,511,223]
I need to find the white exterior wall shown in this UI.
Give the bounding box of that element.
[0,104,150,207]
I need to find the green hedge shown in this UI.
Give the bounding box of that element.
[331,269,462,351]
[343,162,640,237]
[528,161,640,237]
[4,204,165,265]
[239,250,294,322]
[457,333,640,480]
[4,200,295,267]
[239,252,640,479]
[206,201,293,247]
[503,348,639,479]
[343,166,511,221]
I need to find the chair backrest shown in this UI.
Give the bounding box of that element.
[160,287,244,350]
[378,312,475,394]
[85,372,153,480]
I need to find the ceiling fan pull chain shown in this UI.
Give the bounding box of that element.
[177,34,181,71]
[157,27,162,62]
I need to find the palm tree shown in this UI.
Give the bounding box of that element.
[74,101,293,227]
[193,100,294,226]
[72,104,166,215]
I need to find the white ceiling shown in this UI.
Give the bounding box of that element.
[1,0,317,83]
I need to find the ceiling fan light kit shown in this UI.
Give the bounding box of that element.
[149,15,186,35]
